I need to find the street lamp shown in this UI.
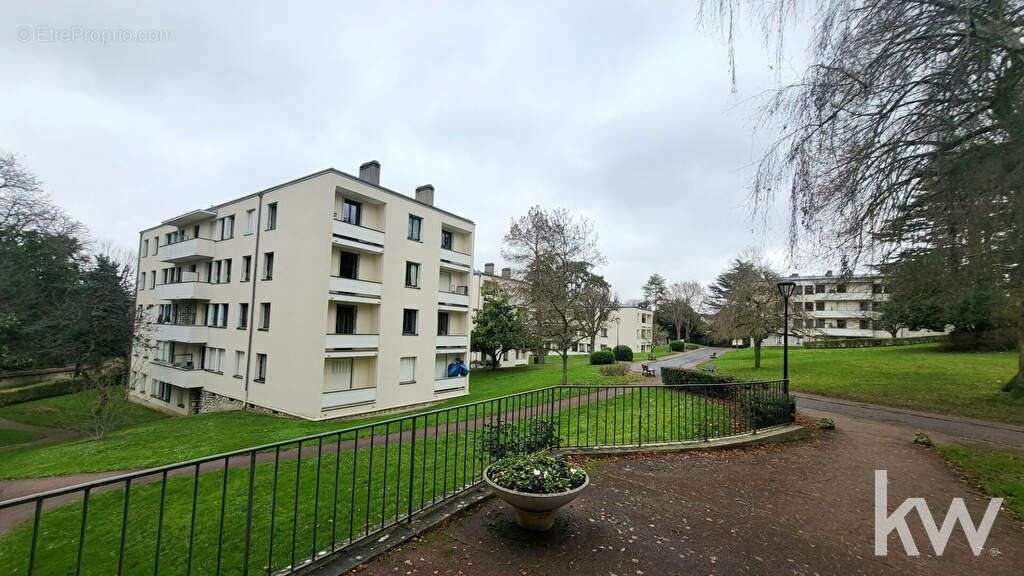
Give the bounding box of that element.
[614,317,621,347]
[776,281,797,393]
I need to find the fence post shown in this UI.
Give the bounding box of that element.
[408,415,416,522]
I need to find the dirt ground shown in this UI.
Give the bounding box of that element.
[351,413,1024,576]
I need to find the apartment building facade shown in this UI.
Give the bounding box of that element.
[131,162,475,420]
[569,306,655,355]
[766,271,945,345]
[468,263,531,367]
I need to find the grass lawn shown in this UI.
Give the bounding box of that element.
[0,356,638,480]
[0,429,40,448]
[937,443,1024,519]
[0,387,711,576]
[0,388,168,431]
[704,344,1023,425]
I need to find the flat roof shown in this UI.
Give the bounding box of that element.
[140,167,474,235]
[787,273,882,282]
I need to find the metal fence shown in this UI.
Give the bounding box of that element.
[0,380,790,576]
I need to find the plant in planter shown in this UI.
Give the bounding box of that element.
[484,453,589,531]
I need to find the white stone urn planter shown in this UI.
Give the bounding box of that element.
[484,464,590,531]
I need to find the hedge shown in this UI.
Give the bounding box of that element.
[802,335,948,349]
[613,345,633,362]
[669,340,686,352]
[660,367,736,385]
[0,378,90,408]
[741,395,796,428]
[589,349,616,365]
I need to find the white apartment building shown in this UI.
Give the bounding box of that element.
[131,162,474,420]
[468,263,531,367]
[569,306,654,355]
[765,271,945,346]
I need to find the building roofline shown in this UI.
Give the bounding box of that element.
[139,167,474,235]
[787,273,882,282]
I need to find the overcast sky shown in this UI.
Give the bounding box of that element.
[2,1,813,300]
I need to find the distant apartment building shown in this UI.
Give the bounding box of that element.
[569,306,655,355]
[131,163,475,420]
[469,263,531,367]
[766,271,945,346]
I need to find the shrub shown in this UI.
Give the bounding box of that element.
[599,363,629,376]
[741,394,796,428]
[0,378,92,408]
[802,335,948,349]
[480,417,560,460]
[669,340,686,352]
[589,349,615,365]
[913,432,933,447]
[660,367,736,386]
[612,345,633,362]
[487,453,586,494]
[817,417,836,430]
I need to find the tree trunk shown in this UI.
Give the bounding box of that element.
[560,351,569,386]
[675,324,682,341]
[752,337,762,368]
[589,335,596,353]
[684,322,691,342]
[1004,299,1024,394]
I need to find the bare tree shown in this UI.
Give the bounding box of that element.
[0,153,82,237]
[700,0,1024,390]
[504,207,606,385]
[576,275,618,353]
[708,253,781,368]
[662,281,705,342]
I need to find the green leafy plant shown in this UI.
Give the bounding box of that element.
[741,394,796,428]
[588,349,615,365]
[480,417,560,460]
[817,417,836,430]
[612,345,633,362]
[669,340,687,352]
[599,363,629,376]
[488,453,587,494]
[913,432,933,447]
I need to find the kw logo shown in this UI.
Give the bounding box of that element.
[874,470,1002,556]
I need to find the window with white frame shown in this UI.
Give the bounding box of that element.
[324,358,354,391]
[265,203,277,230]
[399,357,416,384]
[245,209,256,234]
[255,353,267,382]
[234,350,246,377]
[204,347,225,372]
[217,215,234,240]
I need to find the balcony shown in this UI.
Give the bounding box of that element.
[436,334,469,349]
[438,286,470,308]
[321,387,376,410]
[439,248,472,271]
[154,323,209,343]
[159,237,215,263]
[154,279,213,301]
[326,333,379,351]
[329,276,383,303]
[332,218,385,253]
[434,376,467,393]
[148,359,206,389]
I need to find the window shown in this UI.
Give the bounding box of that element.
[265,202,277,230]
[601,328,608,337]
[242,255,251,282]
[213,259,232,283]
[339,252,358,279]
[259,303,271,330]
[407,215,422,241]
[402,309,418,335]
[255,354,267,382]
[335,304,356,334]
[217,215,234,240]
[437,311,450,336]
[859,319,871,330]
[204,347,225,372]
[815,319,826,328]
[325,358,354,391]
[143,239,149,256]
[234,351,246,377]
[804,302,814,312]
[245,209,256,235]
[405,262,420,287]
[263,252,274,280]
[836,284,847,293]
[206,303,229,327]
[153,237,159,254]
[872,284,884,294]
[815,301,825,311]
[836,319,847,329]
[815,284,825,294]
[342,199,361,225]
[859,301,871,311]
[399,357,416,384]
[139,271,146,290]
[441,229,453,250]
[238,303,249,329]
[149,271,156,289]
[803,285,813,295]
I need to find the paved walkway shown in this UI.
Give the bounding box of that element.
[354,413,1024,576]
[795,392,1024,449]
[0,417,77,451]
[631,346,731,374]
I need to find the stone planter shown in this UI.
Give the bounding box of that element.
[483,464,590,531]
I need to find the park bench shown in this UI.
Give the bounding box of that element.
[641,364,656,377]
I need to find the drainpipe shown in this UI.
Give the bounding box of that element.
[242,194,265,408]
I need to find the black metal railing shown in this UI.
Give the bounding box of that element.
[0,381,790,576]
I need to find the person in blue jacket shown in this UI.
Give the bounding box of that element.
[446,357,469,377]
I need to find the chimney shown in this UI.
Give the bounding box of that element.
[484,262,495,275]
[415,184,434,206]
[501,267,511,278]
[358,161,380,185]
[824,270,833,277]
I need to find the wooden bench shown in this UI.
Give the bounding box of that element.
[641,364,656,377]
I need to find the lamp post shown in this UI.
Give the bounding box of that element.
[614,317,621,347]
[776,281,797,394]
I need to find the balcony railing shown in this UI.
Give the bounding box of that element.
[332,217,385,250]
[438,285,470,307]
[153,323,209,343]
[147,356,206,388]
[154,279,213,301]
[325,332,380,350]
[433,375,468,393]
[436,334,469,348]
[329,276,383,298]
[439,248,472,268]
[321,386,376,410]
[159,236,216,263]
